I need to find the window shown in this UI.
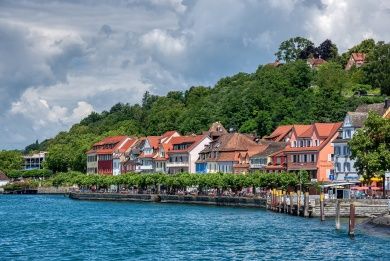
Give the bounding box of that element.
[336,163,341,172]
[311,154,316,162]
[293,141,297,147]
[334,146,340,156]
[344,162,350,172]
[276,157,281,164]
[315,140,319,146]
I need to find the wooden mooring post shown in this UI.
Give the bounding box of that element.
[304,192,309,217]
[289,192,294,215]
[320,192,325,221]
[349,203,356,237]
[297,190,301,216]
[335,200,341,230]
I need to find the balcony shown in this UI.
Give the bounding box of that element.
[139,165,153,170]
[287,162,317,170]
[250,163,266,169]
[166,162,189,168]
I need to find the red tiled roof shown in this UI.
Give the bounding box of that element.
[308,58,327,66]
[284,122,342,153]
[93,136,128,146]
[352,53,365,62]
[264,125,293,141]
[88,136,130,155]
[147,136,161,149]
[161,130,178,140]
[168,135,207,153]
[314,123,340,137]
[117,138,138,153]
[293,125,312,137]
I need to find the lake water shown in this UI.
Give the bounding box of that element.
[0,195,389,260]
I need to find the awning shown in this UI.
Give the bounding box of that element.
[321,182,359,188]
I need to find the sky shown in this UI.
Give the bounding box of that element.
[1,0,390,149]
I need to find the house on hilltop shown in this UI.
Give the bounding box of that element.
[345,53,366,70]
[307,57,327,69]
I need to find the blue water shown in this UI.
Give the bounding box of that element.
[0,195,389,260]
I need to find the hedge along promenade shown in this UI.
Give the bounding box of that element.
[51,171,310,195]
[7,169,53,179]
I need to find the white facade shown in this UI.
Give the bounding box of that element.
[333,114,360,181]
[189,136,212,173]
[113,158,121,176]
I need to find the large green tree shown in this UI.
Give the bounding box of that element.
[349,113,390,196]
[0,150,23,174]
[363,41,390,95]
[275,37,314,63]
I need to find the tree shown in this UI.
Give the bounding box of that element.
[275,37,315,63]
[363,41,390,95]
[24,140,40,153]
[0,150,23,173]
[349,113,390,197]
[317,39,338,60]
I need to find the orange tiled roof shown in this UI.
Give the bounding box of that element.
[88,136,131,155]
[264,125,293,141]
[293,125,312,137]
[284,122,342,153]
[146,136,161,149]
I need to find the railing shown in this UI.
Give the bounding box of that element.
[166,162,189,167]
[250,163,266,169]
[139,165,153,170]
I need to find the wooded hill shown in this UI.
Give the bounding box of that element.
[25,37,388,173]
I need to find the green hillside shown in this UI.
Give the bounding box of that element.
[26,37,389,173]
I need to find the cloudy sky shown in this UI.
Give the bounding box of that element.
[1,0,389,149]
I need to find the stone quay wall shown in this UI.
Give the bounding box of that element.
[312,199,389,217]
[69,192,267,208]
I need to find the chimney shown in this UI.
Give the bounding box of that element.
[385,98,390,109]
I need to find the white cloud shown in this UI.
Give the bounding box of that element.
[141,29,186,56]
[0,0,390,149]
[10,88,94,129]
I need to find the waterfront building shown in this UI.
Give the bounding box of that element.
[167,135,212,174]
[265,149,288,173]
[333,100,390,181]
[86,136,135,175]
[137,131,180,173]
[196,133,265,174]
[283,123,342,181]
[249,142,287,172]
[23,152,47,170]
[332,112,368,181]
[112,138,138,175]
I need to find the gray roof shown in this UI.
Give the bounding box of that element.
[347,112,369,128]
[251,142,287,158]
[355,102,386,115]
